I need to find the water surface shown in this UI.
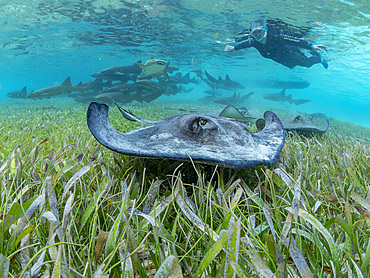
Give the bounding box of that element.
[0,0,369,127]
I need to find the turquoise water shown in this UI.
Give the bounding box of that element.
[0,0,369,128]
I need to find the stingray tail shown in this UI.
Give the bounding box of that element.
[115,103,155,125]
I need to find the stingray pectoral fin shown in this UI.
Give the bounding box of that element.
[87,102,123,153]
[87,102,149,157]
[219,105,244,120]
[252,111,285,165]
[318,119,329,132]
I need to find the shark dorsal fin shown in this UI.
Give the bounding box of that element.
[21,86,27,93]
[62,77,72,86]
[280,88,286,95]
[225,74,231,81]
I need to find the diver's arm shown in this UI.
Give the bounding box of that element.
[224,39,252,52]
[225,33,254,52]
[234,40,252,50]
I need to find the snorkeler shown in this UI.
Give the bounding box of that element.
[224,19,329,69]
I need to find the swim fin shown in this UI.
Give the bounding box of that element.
[321,58,328,69]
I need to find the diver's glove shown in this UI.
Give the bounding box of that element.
[224,45,235,52]
[311,44,328,51]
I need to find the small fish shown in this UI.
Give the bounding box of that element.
[136,57,170,80]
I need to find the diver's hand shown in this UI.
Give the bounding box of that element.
[224,45,235,52]
[312,44,328,51]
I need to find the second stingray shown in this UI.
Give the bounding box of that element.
[256,115,329,136]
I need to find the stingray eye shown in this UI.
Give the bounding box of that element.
[187,117,217,133]
[157,61,165,66]
[199,119,207,126]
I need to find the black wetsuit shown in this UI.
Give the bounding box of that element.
[234,31,322,69]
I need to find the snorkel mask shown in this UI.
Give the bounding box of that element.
[251,27,267,43]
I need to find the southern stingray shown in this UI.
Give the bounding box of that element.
[87,102,285,168]
[219,105,256,121]
[256,115,329,136]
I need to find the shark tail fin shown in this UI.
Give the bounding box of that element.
[291,99,299,105]
[241,92,254,102]
[205,71,217,83]
[286,94,293,104]
[135,63,145,70]
[162,70,170,80]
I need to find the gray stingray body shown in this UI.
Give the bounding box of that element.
[281,116,329,135]
[219,105,256,121]
[87,102,285,168]
[256,115,329,136]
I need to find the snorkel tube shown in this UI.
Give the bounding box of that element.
[258,28,267,43]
